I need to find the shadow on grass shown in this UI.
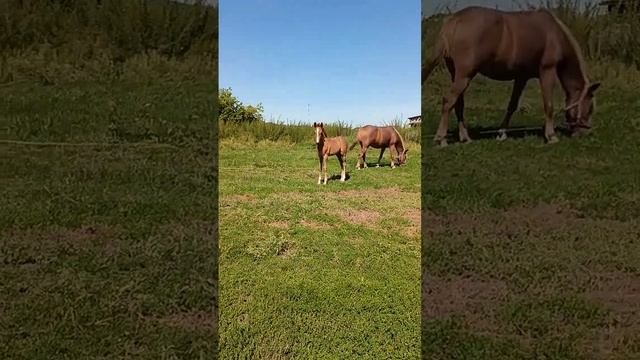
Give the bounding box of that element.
[328,173,351,181]
[437,125,574,144]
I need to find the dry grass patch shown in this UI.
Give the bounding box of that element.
[584,272,640,358]
[424,203,640,238]
[333,208,381,228]
[424,275,508,332]
[299,219,330,229]
[404,209,421,236]
[335,186,405,201]
[221,194,257,205]
[268,221,289,229]
[152,311,216,331]
[1,225,122,265]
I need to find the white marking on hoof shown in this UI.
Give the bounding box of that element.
[496,130,507,141]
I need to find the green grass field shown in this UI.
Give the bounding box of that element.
[0,79,218,359]
[218,138,421,358]
[421,62,640,359]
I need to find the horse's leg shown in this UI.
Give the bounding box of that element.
[435,75,472,147]
[454,93,471,143]
[317,154,323,184]
[376,147,385,167]
[355,142,364,170]
[539,67,558,143]
[445,60,471,144]
[389,146,396,169]
[337,154,346,181]
[497,79,527,141]
[323,154,329,184]
[361,146,369,168]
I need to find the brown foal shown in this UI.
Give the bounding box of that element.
[314,122,348,185]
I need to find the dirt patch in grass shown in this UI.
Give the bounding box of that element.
[276,240,296,259]
[154,310,216,331]
[585,272,640,358]
[588,273,640,316]
[424,203,639,237]
[299,219,330,229]
[268,221,289,229]
[424,275,508,331]
[425,203,640,356]
[334,208,381,227]
[221,194,257,205]
[335,186,406,201]
[1,225,121,265]
[404,209,421,236]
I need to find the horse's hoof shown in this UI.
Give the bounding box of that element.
[376,164,380,168]
[496,132,507,141]
[459,132,472,143]
[436,139,448,147]
[547,135,559,144]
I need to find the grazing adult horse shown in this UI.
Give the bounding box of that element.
[314,122,348,184]
[349,125,408,169]
[423,6,601,146]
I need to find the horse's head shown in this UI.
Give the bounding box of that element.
[313,122,325,144]
[565,82,600,136]
[398,148,409,165]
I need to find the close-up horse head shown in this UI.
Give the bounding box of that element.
[565,82,601,136]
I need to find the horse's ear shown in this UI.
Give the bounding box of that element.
[319,122,323,127]
[588,82,601,95]
[405,149,409,154]
[312,122,316,127]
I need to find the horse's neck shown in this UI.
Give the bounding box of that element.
[556,41,588,104]
[558,58,586,103]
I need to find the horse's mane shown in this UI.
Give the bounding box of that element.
[546,10,589,85]
[392,127,406,151]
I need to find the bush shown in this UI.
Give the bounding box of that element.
[218,88,264,124]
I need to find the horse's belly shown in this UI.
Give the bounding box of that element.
[478,56,539,81]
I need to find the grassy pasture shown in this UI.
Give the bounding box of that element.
[0,79,218,359]
[218,133,421,358]
[421,52,640,360]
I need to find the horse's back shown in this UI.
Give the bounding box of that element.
[444,6,563,79]
[357,125,400,148]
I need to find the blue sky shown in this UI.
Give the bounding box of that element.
[219,1,420,126]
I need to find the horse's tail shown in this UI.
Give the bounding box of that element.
[422,17,451,84]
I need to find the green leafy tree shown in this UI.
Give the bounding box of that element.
[218,88,263,123]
